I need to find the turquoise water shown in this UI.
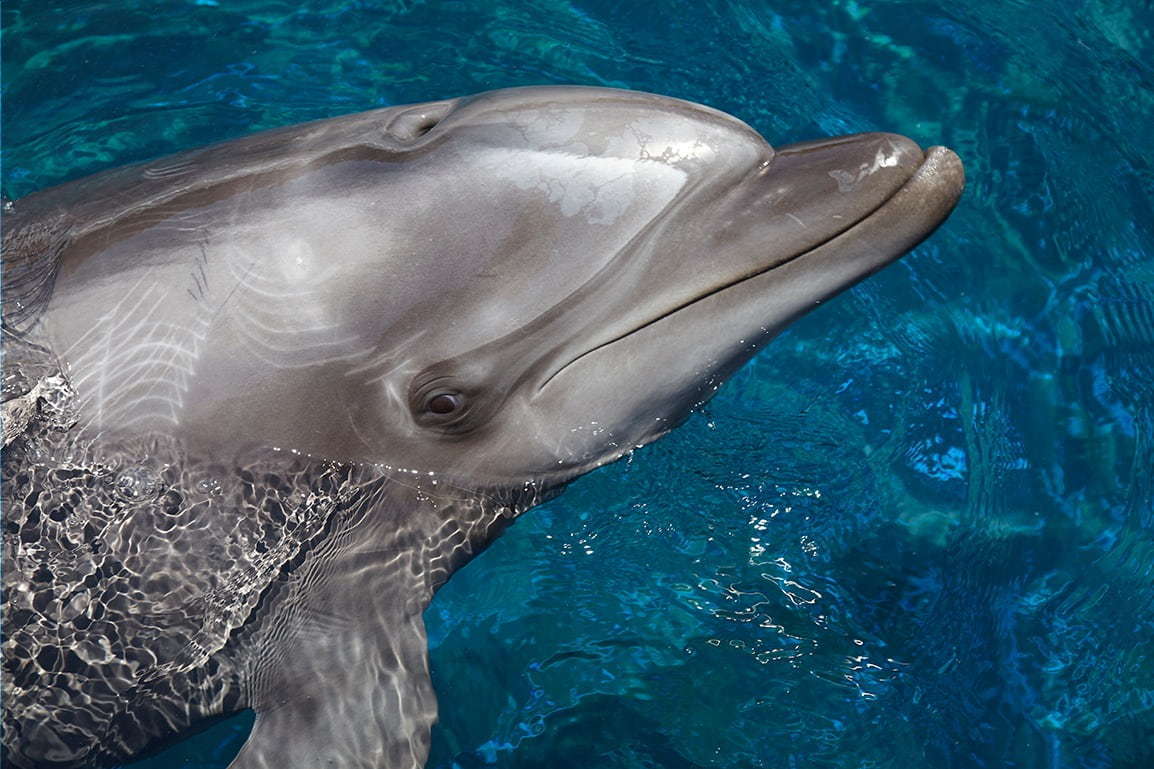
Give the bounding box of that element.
[4,1,1154,767]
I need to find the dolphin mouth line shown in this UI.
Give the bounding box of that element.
[537,146,959,393]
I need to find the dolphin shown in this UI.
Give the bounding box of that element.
[1,86,964,768]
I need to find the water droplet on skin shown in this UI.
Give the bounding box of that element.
[39,376,79,430]
[113,467,160,500]
[195,478,222,495]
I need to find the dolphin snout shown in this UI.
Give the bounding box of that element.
[722,131,928,274]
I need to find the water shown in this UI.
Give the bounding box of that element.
[3,1,1153,767]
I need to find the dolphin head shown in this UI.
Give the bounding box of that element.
[41,86,963,494]
[288,86,963,488]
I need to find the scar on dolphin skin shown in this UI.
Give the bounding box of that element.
[1,86,964,769]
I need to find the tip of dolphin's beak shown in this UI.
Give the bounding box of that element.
[918,144,966,207]
[883,142,966,234]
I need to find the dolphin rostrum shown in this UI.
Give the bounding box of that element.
[1,86,964,768]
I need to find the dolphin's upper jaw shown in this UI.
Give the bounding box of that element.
[732,131,928,268]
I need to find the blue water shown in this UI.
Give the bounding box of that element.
[4,1,1154,767]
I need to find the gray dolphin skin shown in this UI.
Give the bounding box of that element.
[1,86,963,768]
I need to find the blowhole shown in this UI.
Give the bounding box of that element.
[387,100,455,142]
[411,116,438,137]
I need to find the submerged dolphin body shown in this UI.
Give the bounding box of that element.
[1,87,963,768]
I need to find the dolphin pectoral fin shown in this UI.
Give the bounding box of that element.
[227,506,440,769]
[228,607,437,769]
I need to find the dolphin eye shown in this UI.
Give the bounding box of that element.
[427,392,462,415]
[410,375,479,434]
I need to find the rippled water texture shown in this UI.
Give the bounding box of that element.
[4,1,1154,767]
